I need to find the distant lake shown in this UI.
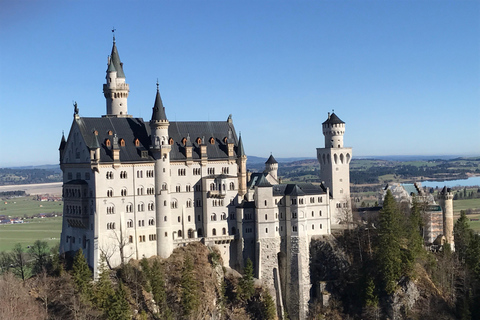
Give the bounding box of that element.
[421,176,480,189]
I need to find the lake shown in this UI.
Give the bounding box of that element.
[421,176,480,189]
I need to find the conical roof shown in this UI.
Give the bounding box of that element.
[151,88,167,121]
[58,133,66,150]
[109,41,125,78]
[265,154,278,164]
[237,135,245,157]
[322,112,344,125]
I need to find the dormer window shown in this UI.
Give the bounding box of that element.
[169,138,174,145]
[182,137,187,146]
[196,137,202,145]
[134,139,140,147]
[119,139,125,147]
[93,130,98,135]
[108,130,113,136]
[209,137,215,145]
[105,139,111,147]
[223,137,228,144]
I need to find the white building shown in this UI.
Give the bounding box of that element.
[59,37,353,320]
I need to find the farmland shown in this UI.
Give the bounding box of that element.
[0,216,62,251]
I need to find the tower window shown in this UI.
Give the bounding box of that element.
[119,139,125,147]
[134,139,140,147]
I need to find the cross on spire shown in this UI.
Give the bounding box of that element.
[112,27,116,43]
[156,78,159,91]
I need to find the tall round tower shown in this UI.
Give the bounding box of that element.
[440,186,455,250]
[317,112,352,227]
[149,83,173,258]
[103,37,129,117]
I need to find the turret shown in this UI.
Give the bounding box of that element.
[322,112,345,148]
[237,135,247,196]
[440,186,455,250]
[103,37,129,117]
[149,83,173,258]
[264,154,278,182]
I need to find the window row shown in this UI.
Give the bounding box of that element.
[65,205,85,215]
[64,188,86,198]
[210,213,227,221]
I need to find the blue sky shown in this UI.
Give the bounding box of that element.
[0,1,479,167]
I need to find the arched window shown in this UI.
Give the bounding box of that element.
[212,228,216,236]
[169,137,174,145]
[178,230,182,238]
[210,183,215,191]
[135,138,140,146]
[105,139,111,147]
[119,139,125,147]
[188,229,194,239]
[222,228,226,235]
[229,182,235,190]
[209,137,215,144]
[127,220,133,228]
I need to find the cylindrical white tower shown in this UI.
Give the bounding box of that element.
[322,112,345,148]
[440,187,455,250]
[103,40,129,117]
[150,86,173,258]
[264,154,278,182]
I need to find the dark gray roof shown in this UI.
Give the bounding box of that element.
[59,134,66,150]
[151,89,167,121]
[272,183,325,197]
[256,174,272,187]
[73,117,240,163]
[322,112,344,125]
[265,154,277,164]
[237,135,245,157]
[109,41,125,78]
[247,172,267,189]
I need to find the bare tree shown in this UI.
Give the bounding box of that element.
[100,227,135,269]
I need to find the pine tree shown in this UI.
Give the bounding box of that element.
[150,259,172,319]
[238,258,255,301]
[29,240,50,275]
[105,281,130,320]
[376,190,402,294]
[180,256,199,319]
[454,211,472,263]
[93,257,114,311]
[72,248,91,298]
[260,290,277,320]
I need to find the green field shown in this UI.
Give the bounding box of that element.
[0,216,62,251]
[453,198,480,214]
[0,196,63,217]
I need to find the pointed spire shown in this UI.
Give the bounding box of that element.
[256,174,272,187]
[59,131,66,150]
[107,56,116,73]
[109,37,125,78]
[151,82,167,122]
[237,134,245,157]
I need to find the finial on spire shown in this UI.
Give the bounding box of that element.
[74,101,79,115]
[112,27,116,43]
[156,79,159,92]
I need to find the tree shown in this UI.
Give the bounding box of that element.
[93,257,114,311]
[376,190,402,294]
[454,211,472,263]
[71,248,91,298]
[238,258,255,301]
[150,259,172,319]
[12,243,30,281]
[0,251,13,274]
[180,255,199,319]
[259,289,277,320]
[29,240,50,275]
[104,281,130,320]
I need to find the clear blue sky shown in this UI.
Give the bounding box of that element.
[1,1,479,167]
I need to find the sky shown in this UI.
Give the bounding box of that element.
[0,0,479,167]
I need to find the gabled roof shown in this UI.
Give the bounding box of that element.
[109,41,125,78]
[151,89,167,121]
[265,154,277,164]
[322,112,344,125]
[72,117,241,163]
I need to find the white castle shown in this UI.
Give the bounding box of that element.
[59,38,353,319]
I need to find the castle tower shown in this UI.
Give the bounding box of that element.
[149,83,173,257]
[264,154,279,183]
[316,112,352,226]
[439,186,455,250]
[103,36,130,117]
[237,135,247,196]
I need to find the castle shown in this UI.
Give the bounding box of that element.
[59,38,353,319]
